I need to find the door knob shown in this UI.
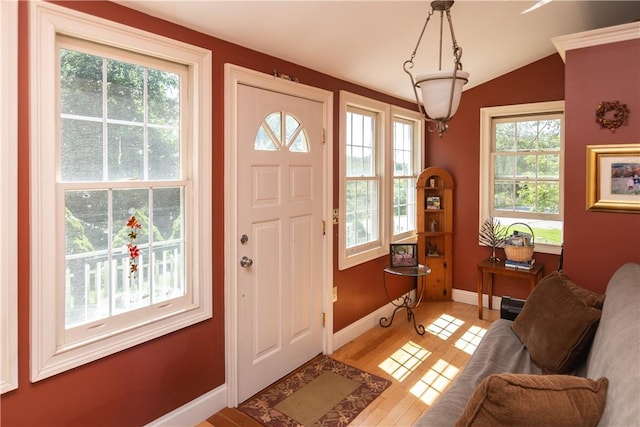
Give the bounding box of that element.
[240,256,253,268]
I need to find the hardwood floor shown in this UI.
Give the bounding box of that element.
[198,301,499,427]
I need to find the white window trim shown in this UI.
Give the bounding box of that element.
[339,92,389,269]
[338,92,424,270]
[479,101,565,255]
[390,105,424,243]
[29,1,212,382]
[1,0,18,394]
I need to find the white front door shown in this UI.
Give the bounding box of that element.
[235,83,325,402]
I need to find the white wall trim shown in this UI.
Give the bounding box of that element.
[452,288,501,312]
[0,0,19,394]
[144,385,227,427]
[552,21,640,62]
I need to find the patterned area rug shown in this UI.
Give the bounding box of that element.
[238,354,391,426]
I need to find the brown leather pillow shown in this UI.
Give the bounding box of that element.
[456,374,608,427]
[512,274,601,374]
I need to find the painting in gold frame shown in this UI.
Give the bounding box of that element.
[586,143,640,212]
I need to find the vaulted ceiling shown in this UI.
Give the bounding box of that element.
[115,1,640,101]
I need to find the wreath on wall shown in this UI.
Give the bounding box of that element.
[595,100,630,132]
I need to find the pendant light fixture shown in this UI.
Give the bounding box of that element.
[404,0,468,137]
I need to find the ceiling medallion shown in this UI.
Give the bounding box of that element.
[595,100,629,133]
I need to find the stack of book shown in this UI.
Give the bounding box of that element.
[505,259,536,270]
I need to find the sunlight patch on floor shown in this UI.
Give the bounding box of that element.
[378,340,431,382]
[426,313,464,340]
[454,325,487,355]
[410,358,460,405]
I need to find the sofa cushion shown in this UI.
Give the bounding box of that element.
[455,374,608,427]
[512,273,601,374]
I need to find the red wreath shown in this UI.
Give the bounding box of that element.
[595,101,629,132]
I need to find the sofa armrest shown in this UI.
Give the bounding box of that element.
[500,296,525,320]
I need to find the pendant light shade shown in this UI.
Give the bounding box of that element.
[416,70,469,120]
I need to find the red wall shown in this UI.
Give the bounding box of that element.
[4,1,415,425]
[562,38,640,292]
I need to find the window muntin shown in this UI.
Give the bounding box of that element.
[345,108,380,252]
[480,102,564,253]
[30,1,212,381]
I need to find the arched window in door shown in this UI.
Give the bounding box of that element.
[255,111,309,152]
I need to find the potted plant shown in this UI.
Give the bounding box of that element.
[479,217,507,262]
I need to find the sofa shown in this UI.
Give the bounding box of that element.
[415,262,640,427]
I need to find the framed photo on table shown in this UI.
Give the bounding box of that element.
[390,243,418,267]
[586,143,640,213]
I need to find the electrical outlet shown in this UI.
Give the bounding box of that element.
[333,286,338,303]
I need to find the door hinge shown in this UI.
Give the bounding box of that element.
[322,220,326,235]
[322,312,326,327]
[322,129,326,144]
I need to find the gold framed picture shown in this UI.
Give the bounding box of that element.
[586,143,640,213]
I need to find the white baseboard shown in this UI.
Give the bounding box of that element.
[332,290,416,351]
[145,384,227,427]
[452,288,501,310]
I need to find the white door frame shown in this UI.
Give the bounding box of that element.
[224,64,334,407]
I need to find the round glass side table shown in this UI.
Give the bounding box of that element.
[379,264,431,335]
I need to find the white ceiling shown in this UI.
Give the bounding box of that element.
[114,0,640,102]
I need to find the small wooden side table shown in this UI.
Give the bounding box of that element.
[476,259,544,319]
[379,265,431,335]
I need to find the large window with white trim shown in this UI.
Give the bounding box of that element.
[339,91,423,269]
[479,101,564,254]
[30,2,212,381]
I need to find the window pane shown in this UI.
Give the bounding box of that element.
[107,59,144,122]
[60,49,103,117]
[394,121,412,176]
[495,122,515,151]
[347,111,375,177]
[65,190,110,328]
[345,180,378,248]
[494,181,514,211]
[107,123,144,181]
[394,178,415,234]
[494,155,514,178]
[112,189,150,315]
[285,114,300,144]
[152,187,185,302]
[537,154,559,179]
[148,69,180,127]
[265,112,282,143]
[148,127,180,179]
[61,118,103,181]
[516,155,536,178]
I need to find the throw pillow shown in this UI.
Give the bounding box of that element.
[512,274,602,373]
[456,374,608,427]
[556,270,605,309]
